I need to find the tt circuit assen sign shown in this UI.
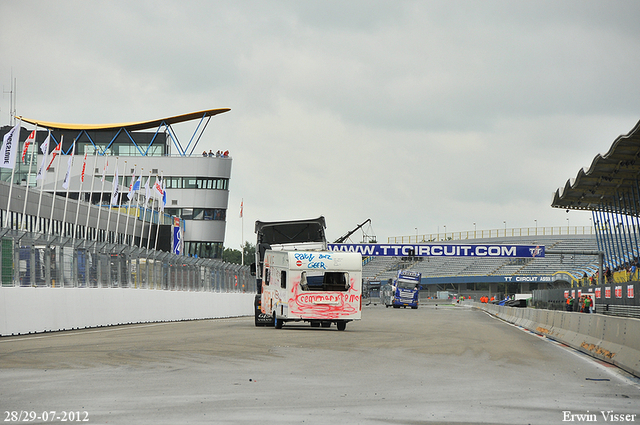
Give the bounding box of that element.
[327,243,545,258]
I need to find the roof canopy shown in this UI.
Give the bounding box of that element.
[551,120,640,212]
[18,108,231,157]
[19,108,230,131]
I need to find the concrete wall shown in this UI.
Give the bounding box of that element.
[0,287,254,336]
[476,303,640,378]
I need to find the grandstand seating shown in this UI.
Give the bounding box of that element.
[362,234,601,282]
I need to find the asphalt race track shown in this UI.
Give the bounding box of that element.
[1,304,639,424]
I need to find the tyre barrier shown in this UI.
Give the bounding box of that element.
[474,303,640,378]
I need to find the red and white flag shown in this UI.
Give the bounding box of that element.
[128,170,136,193]
[80,152,88,183]
[47,141,62,170]
[153,177,163,198]
[240,200,243,218]
[22,130,35,163]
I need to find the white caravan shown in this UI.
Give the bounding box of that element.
[260,249,362,331]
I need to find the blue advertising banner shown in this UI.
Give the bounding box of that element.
[172,226,182,255]
[327,243,545,258]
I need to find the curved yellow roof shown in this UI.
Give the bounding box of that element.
[19,108,231,131]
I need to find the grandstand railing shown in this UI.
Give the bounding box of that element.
[0,228,254,293]
[389,226,595,244]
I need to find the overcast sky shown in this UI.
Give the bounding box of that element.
[2,1,640,248]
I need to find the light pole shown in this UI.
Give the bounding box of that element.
[534,219,537,235]
[473,222,476,239]
[503,221,506,235]
[415,227,418,243]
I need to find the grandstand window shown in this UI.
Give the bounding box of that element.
[166,177,181,189]
[155,177,228,190]
[164,208,226,221]
[193,209,205,220]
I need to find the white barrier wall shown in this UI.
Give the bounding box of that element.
[0,287,255,336]
[476,303,640,378]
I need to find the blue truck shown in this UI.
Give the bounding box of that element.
[381,270,422,309]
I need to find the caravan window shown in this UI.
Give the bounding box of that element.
[300,271,350,292]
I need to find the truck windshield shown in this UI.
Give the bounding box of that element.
[397,280,418,290]
[300,271,350,292]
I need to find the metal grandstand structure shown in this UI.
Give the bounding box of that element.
[363,234,600,287]
[552,119,640,271]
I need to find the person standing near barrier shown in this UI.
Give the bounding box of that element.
[566,296,574,312]
[583,295,592,313]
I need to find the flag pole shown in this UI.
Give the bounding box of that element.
[74,150,88,239]
[241,198,244,265]
[114,160,126,244]
[124,164,136,245]
[84,148,100,240]
[139,171,151,248]
[131,167,143,246]
[48,136,63,235]
[146,176,156,250]
[20,125,37,231]
[105,157,118,244]
[61,139,76,237]
[153,172,163,251]
[95,154,108,242]
[35,130,51,233]
[3,118,21,229]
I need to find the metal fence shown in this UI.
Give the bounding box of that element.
[0,228,255,293]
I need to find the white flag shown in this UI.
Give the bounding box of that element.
[111,165,119,205]
[36,133,51,180]
[0,122,21,169]
[144,176,150,201]
[62,141,75,190]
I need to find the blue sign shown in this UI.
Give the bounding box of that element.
[173,226,182,255]
[327,243,544,258]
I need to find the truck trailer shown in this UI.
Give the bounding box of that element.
[252,217,362,330]
[260,249,362,330]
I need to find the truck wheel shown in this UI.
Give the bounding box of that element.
[310,321,320,328]
[275,314,283,329]
[321,321,331,328]
[337,321,347,331]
